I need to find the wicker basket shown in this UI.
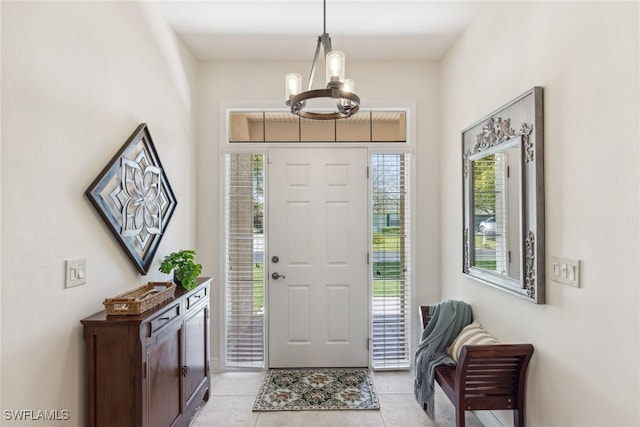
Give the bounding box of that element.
[103,282,176,315]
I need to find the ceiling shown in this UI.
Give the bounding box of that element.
[152,1,484,61]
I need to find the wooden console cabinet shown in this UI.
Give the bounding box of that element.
[81,277,211,427]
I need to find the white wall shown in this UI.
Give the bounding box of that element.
[439,2,639,426]
[1,2,198,425]
[196,60,441,369]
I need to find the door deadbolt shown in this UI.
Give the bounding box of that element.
[271,256,279,263]
[271,272,286,280]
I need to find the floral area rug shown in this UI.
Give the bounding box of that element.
[252,368,380,411]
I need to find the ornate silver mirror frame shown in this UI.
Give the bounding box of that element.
[462,87,544,303]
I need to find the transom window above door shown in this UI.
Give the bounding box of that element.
[228,111,407,143]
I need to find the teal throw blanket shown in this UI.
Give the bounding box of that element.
[413,300,472,416]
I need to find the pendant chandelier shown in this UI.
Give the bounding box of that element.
[285,0,361,120]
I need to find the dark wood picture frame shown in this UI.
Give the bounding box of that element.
[86,124,177,274]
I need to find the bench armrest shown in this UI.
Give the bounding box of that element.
[455,344,534,410]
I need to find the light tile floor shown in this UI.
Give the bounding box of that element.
[190,370,484,427]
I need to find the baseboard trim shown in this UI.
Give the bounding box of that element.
[209,356,221,372]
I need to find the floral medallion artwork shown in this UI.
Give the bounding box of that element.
[86,124,177,274]
[252,368,379,411]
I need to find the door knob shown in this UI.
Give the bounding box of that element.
[271,272,286,280]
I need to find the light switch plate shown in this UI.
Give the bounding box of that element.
[66,258,87,288]
[550,256,580,287]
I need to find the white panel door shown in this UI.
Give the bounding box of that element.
[268,148,369,368]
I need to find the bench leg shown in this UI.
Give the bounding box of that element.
[455,404,466,427]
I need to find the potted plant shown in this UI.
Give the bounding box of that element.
[159,249,202,290]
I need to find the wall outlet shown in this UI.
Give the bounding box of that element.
[550,256,580,287]
[66,258,87,288]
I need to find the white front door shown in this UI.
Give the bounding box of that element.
[268,148,369,368]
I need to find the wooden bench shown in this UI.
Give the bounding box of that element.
[435,344,534,427]
[419,306,534,427]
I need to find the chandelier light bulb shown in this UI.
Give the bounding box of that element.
[326,51,345,85]
[341,79,355,107]
[343,79,354,93]
[285,73,302,102]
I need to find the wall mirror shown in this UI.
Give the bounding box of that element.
[462,87,544,303]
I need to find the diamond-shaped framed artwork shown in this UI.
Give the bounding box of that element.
[86,124,177,274]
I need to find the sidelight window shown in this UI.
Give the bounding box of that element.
[371,153,411,370]
[224,154,265,368]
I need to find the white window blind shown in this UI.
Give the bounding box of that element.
[473,153,509,275]
[371,153,411,369]
[224,154,265,368]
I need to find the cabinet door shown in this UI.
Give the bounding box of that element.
[147,321,183,427]
[85,324,139,427]
[184,303,209,405]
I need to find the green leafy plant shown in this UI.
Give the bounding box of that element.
[159,250,202,290]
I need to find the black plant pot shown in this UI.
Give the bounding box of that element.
[173,272,182,287]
